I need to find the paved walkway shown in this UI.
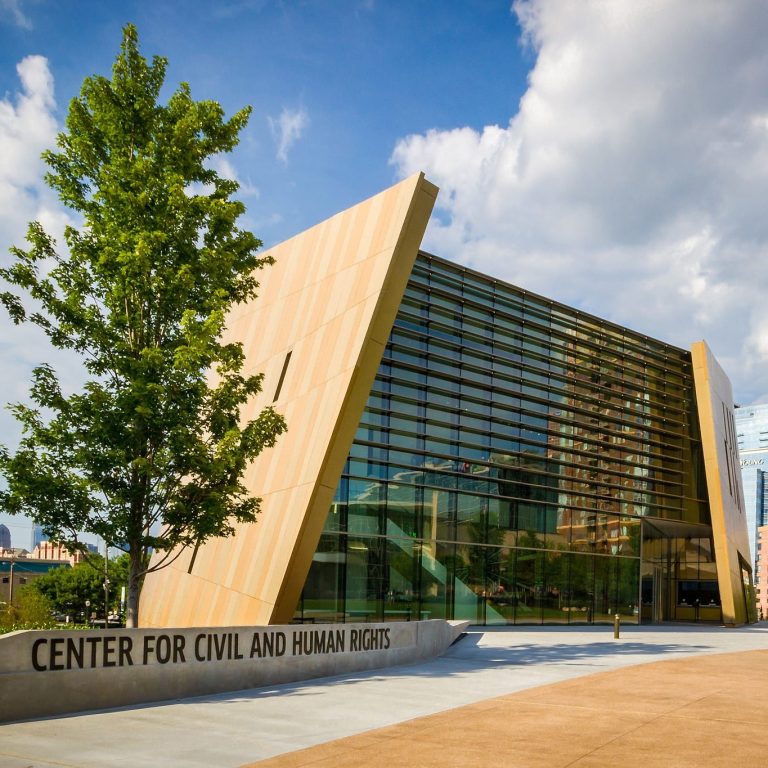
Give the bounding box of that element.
[1,623,767,767]
[251,647,768,767]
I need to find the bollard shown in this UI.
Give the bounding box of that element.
[613,613,620,639]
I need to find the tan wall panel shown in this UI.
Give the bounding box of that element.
[691,340,753,625]
[140,173,437,627]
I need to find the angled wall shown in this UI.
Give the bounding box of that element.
[691,340,755,625]
[140,173,438,627]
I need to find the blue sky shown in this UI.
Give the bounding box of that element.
[2,1,529,247]
[0,0,530,546]
[3,0,768,547]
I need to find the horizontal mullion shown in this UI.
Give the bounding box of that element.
[341,465,703,521]
[382,355,695,445]
[395,305,690,400]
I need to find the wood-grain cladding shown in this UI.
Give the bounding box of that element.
[138,173,437,627]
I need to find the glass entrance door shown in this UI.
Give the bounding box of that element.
[640,565,664,623]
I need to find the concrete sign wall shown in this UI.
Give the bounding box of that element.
[0,619,465,722]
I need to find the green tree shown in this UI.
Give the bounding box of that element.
[27,557,128,621]
[109,552,131,610]
[0,26,285,627]
[28,563,103,621]
[0,586,55,632]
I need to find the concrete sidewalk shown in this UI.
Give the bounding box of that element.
[1,623,767,767]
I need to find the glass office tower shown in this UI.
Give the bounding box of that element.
[297,253,717,625]
[735,402,768,615]
[735,402,768,555]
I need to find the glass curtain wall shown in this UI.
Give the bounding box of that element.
[296,254,711,625]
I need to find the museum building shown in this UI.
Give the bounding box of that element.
[140,173,755,628]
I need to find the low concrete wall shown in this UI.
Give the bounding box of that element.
[0,619,466,722]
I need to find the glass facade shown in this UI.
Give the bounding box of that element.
[734,402,768,609]
[296,253,714,625]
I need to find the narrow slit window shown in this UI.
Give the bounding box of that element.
[274,351,292,402]
[187,540,201,574]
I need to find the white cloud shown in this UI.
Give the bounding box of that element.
[269,106,309,163]
[0,56,55,220]
[0,56,78,453]
[391,0,768,404]
[0,55,65,248]
[0,0,32,29]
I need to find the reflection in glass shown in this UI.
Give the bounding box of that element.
[297,533,345,622]
[298,253,717,625]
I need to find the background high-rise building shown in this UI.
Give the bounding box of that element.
[29,524,48,552]
[0,524,10,550]
[735,402,768,617]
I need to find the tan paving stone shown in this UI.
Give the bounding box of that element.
[244,649,768,768]
[572,713,768,767]
[674,690,768,724]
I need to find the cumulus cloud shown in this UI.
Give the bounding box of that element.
[0,56,78,450]
[269,106,308,163]
[0,55,58,243]
[0,0,32,29]
[391,0,768,403]
[0,54,73,272]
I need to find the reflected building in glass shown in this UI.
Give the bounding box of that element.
[140,174,755,629]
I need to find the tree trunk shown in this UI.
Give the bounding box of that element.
[125,549,144,628]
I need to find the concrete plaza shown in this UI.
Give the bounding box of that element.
[2,623,767,767]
